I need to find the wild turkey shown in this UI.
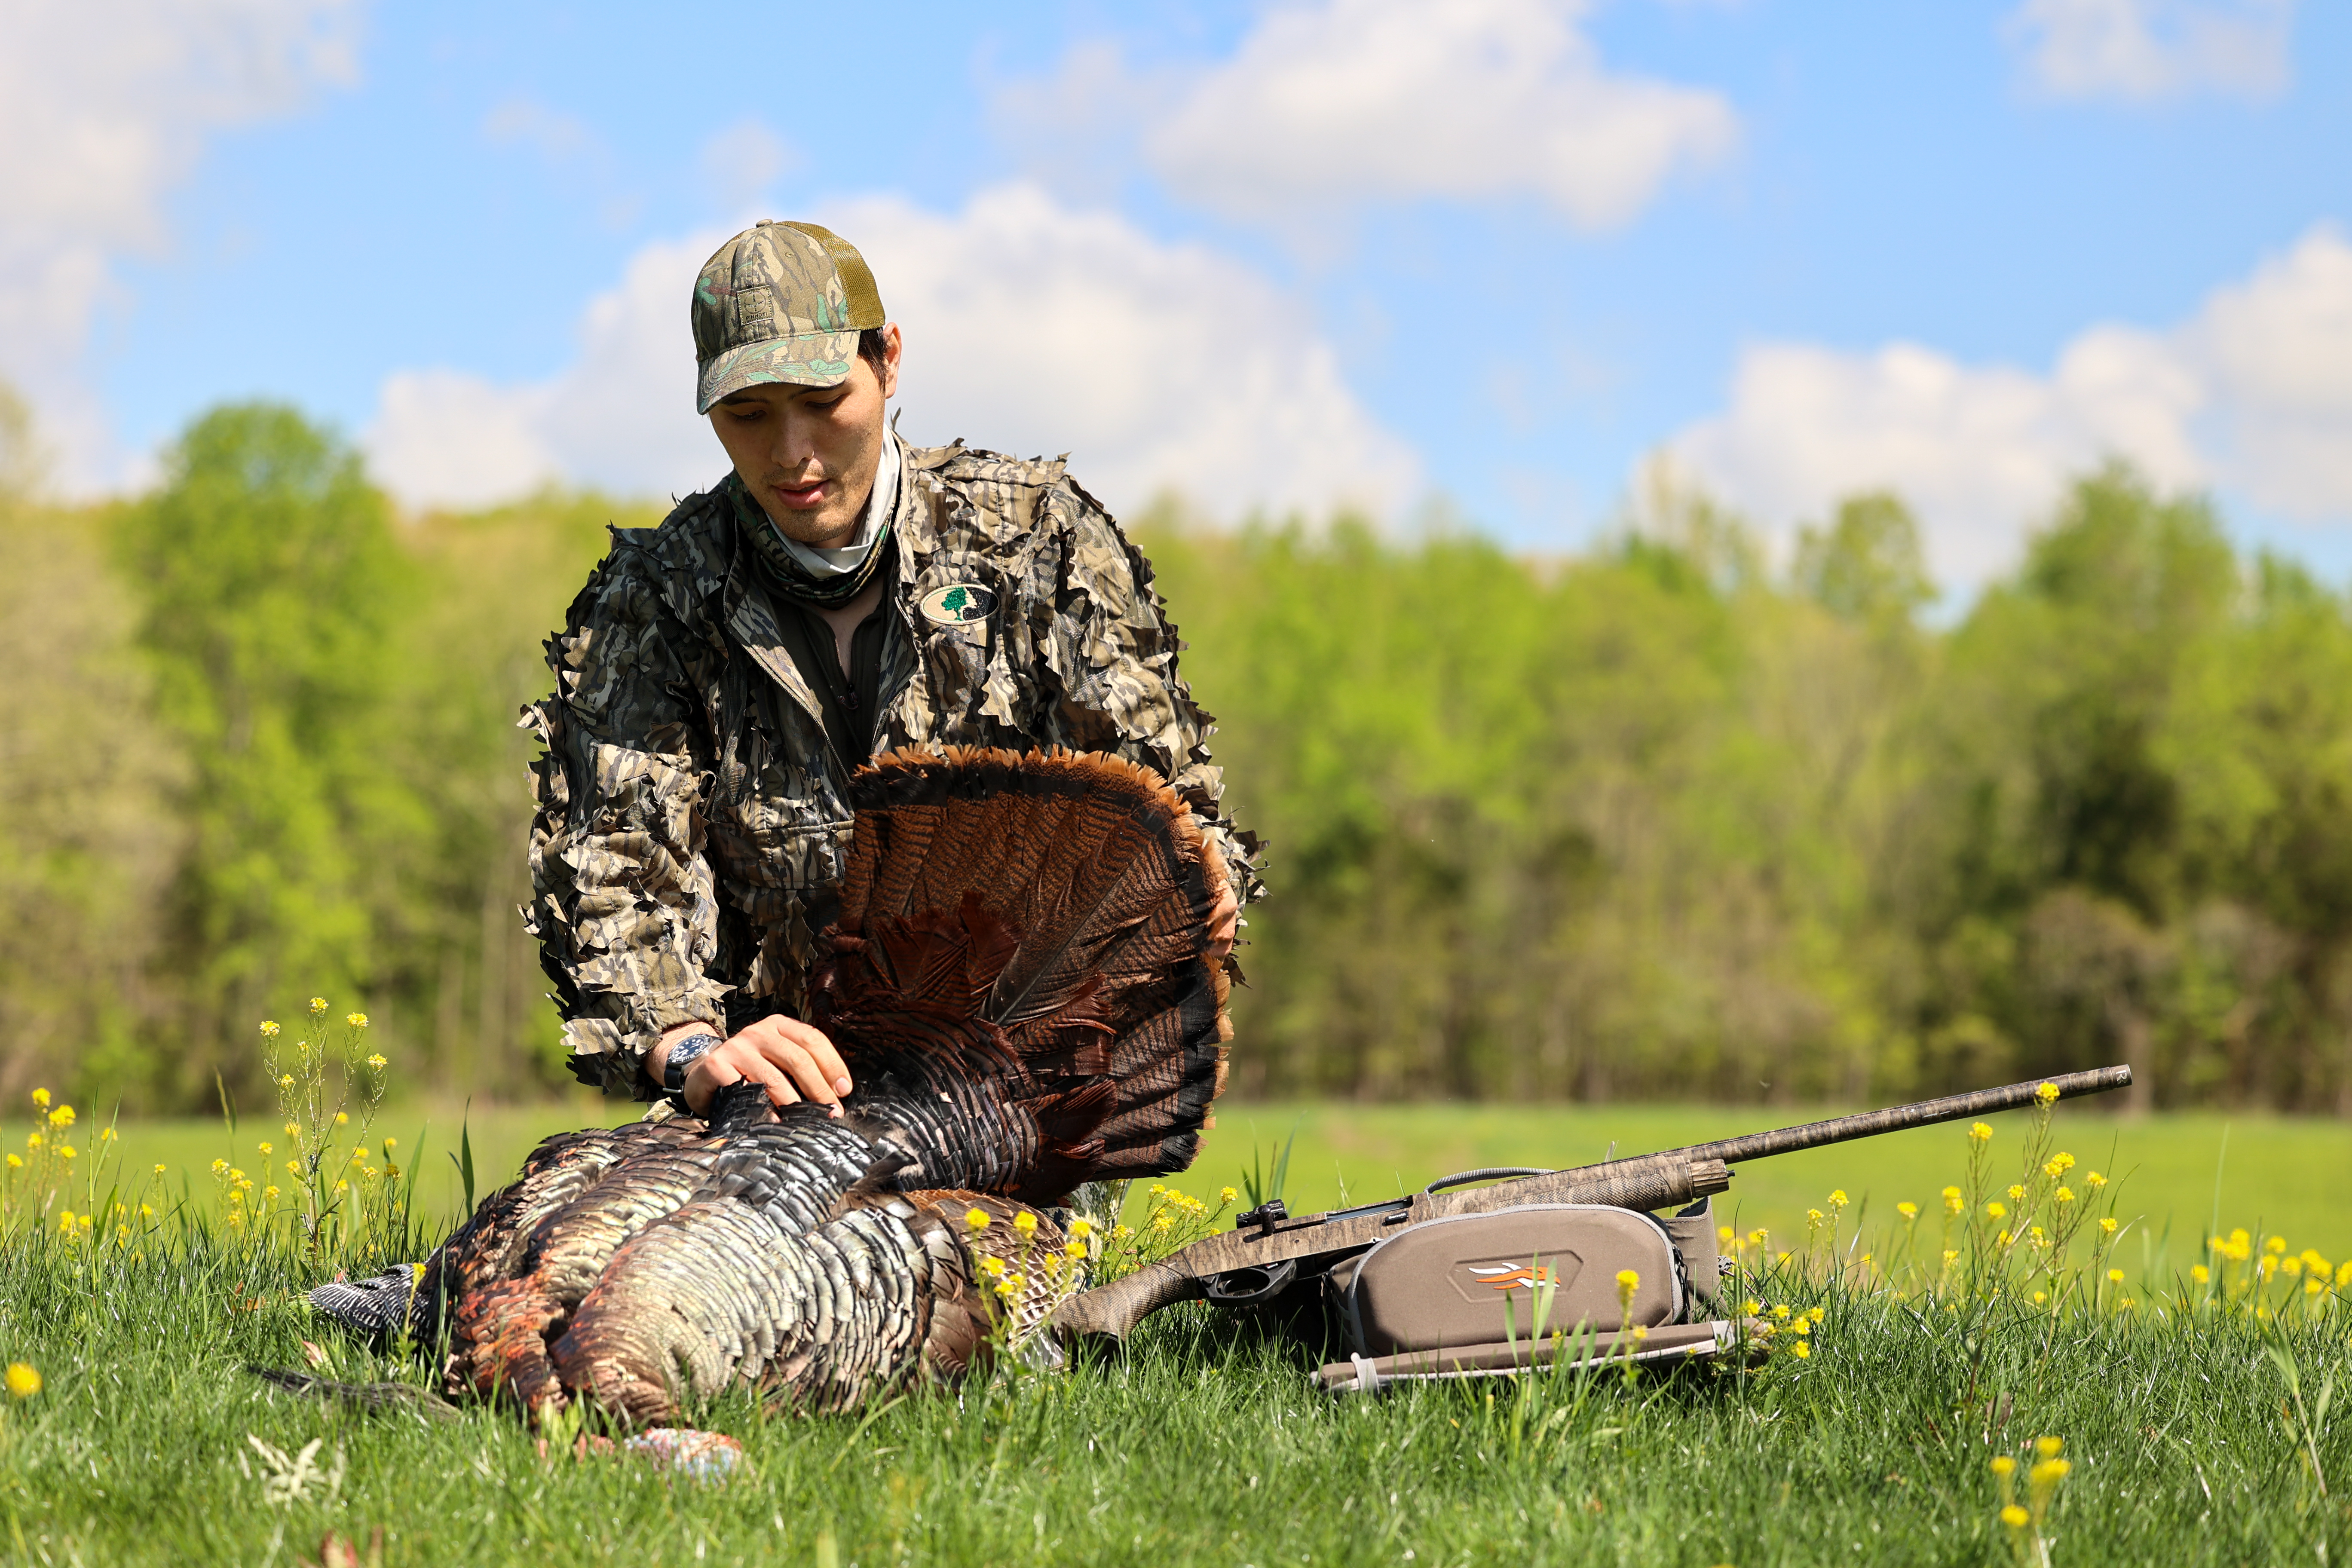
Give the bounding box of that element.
[309,746,1233,1425]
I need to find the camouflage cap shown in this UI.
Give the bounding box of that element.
[692,220,887,413]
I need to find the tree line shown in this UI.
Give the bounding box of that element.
[5,396,2350,1112]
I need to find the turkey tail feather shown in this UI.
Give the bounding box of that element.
[818,747,1231,1189]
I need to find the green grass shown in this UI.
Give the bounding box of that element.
[0,1101,2343,1564]
[33,1098,2352,1258]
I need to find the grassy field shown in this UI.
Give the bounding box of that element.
[35,1096,2351,1262]
[0,1097,2342,1565]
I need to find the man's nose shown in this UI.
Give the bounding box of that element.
[772,408,821,473]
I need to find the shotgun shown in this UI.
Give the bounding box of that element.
[1050,1064,2132,1348]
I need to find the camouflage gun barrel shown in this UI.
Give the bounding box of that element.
[1050,1064,2132,1348]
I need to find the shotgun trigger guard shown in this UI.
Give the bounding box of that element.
[1203,1259,1299,1307]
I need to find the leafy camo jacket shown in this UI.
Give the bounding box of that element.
[523,435,1262,1098]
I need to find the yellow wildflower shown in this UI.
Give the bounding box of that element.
[56,1210,75,1233]
[1941,1249,1959,1268]
[346,1013,368,1029]
[1013,1210,1038,1236]
[1990,1456,2016,1477]
[2338,1261,2352,1289]
[264,1186,280,1201]
[2000,1505,2028,1529]
[2266,1235,2287,1255]
[284,1122,298,1137]
[1791,1317,1811,1336]
[1743,1299,1764,1316]
[285,1161,299,1176]
[1069,1218,1093,1240]
[258,1142,272,1156]
[98,1127,114,1142]
[58,1146,74,1161]
[4,1364,40,1399]
[2,1155,16,1170]
[1969,1122,1992,1143]
[965,1207,991,1232]
[278,1075,294,1090]
[1065,1240,1087,1259]
[2006,1184,2026,1203]
[309,997,329,1016]
[335,1112,349,1125]
[2192,1264,2211,1285]
[2282,1256,2304,1279]
[1896,1201,1919,1221]
[1808,1306,1825,1323]
[260,1020,280,1038]
[2308,1278,2326,1298]
[979,1256,1006,1278]
[365,1054,387,1072]
[1827,1189,1849,1211]
[2099,1216,2117,1235]
[1219,1185,1237,1205]
[1719,1225,1735,1246]
[210,1158,227,1174]
[1985,1201,2006,1221]
[2107,1268,2124,1284]
[29,1089,48,1109]
[2053,1186,2074,1205]
[2035,1436,2063,1459]
[2034,1081,2059,1104]
[1614,1268,1640,1305]
[47,1106,73,1129]
[1790,1340,1810,1359]
[1771,1304,1791,1320]
[1113,1225,1133,1240]
[2086,1170,2108,1190]
[382,1136,398,1151]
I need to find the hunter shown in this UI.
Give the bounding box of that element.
[523,220,1257,1117]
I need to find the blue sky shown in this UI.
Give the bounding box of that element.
[6,0,2348,590]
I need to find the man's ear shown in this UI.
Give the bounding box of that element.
[879,322,903,401]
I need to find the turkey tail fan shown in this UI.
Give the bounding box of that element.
[815,746,1233,1190]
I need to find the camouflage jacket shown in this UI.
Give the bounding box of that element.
[524,435,1261,1097]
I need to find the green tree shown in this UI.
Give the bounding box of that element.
[117,404,424,1101]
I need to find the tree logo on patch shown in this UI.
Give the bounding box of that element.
[920,583,996,626]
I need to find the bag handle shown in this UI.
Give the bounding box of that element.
[1423,1166,1553,1195]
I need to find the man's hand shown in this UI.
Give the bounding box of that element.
[650,1017,854,1118]
[1206,886,1240,963]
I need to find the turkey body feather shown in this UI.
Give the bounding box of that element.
[309,747,1233,1426]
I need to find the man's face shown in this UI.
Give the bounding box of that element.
[709,324,901,548]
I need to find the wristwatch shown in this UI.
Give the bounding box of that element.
[659,1030,723,1097]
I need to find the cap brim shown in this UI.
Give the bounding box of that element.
[696,330,861,413]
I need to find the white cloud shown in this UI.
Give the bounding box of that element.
[2004,0,2296,101]
[364,184,1416,522]
[698,118,798,212]
[0,0,361,487]
[1001,0,1736,238]
[1666,227,2352,587]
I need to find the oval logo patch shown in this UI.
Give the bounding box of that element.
[919,582,996,626]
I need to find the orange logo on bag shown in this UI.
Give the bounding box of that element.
[1465,1264,1555,1292]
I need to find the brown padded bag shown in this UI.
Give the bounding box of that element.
[1337,1204,1686,1357]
